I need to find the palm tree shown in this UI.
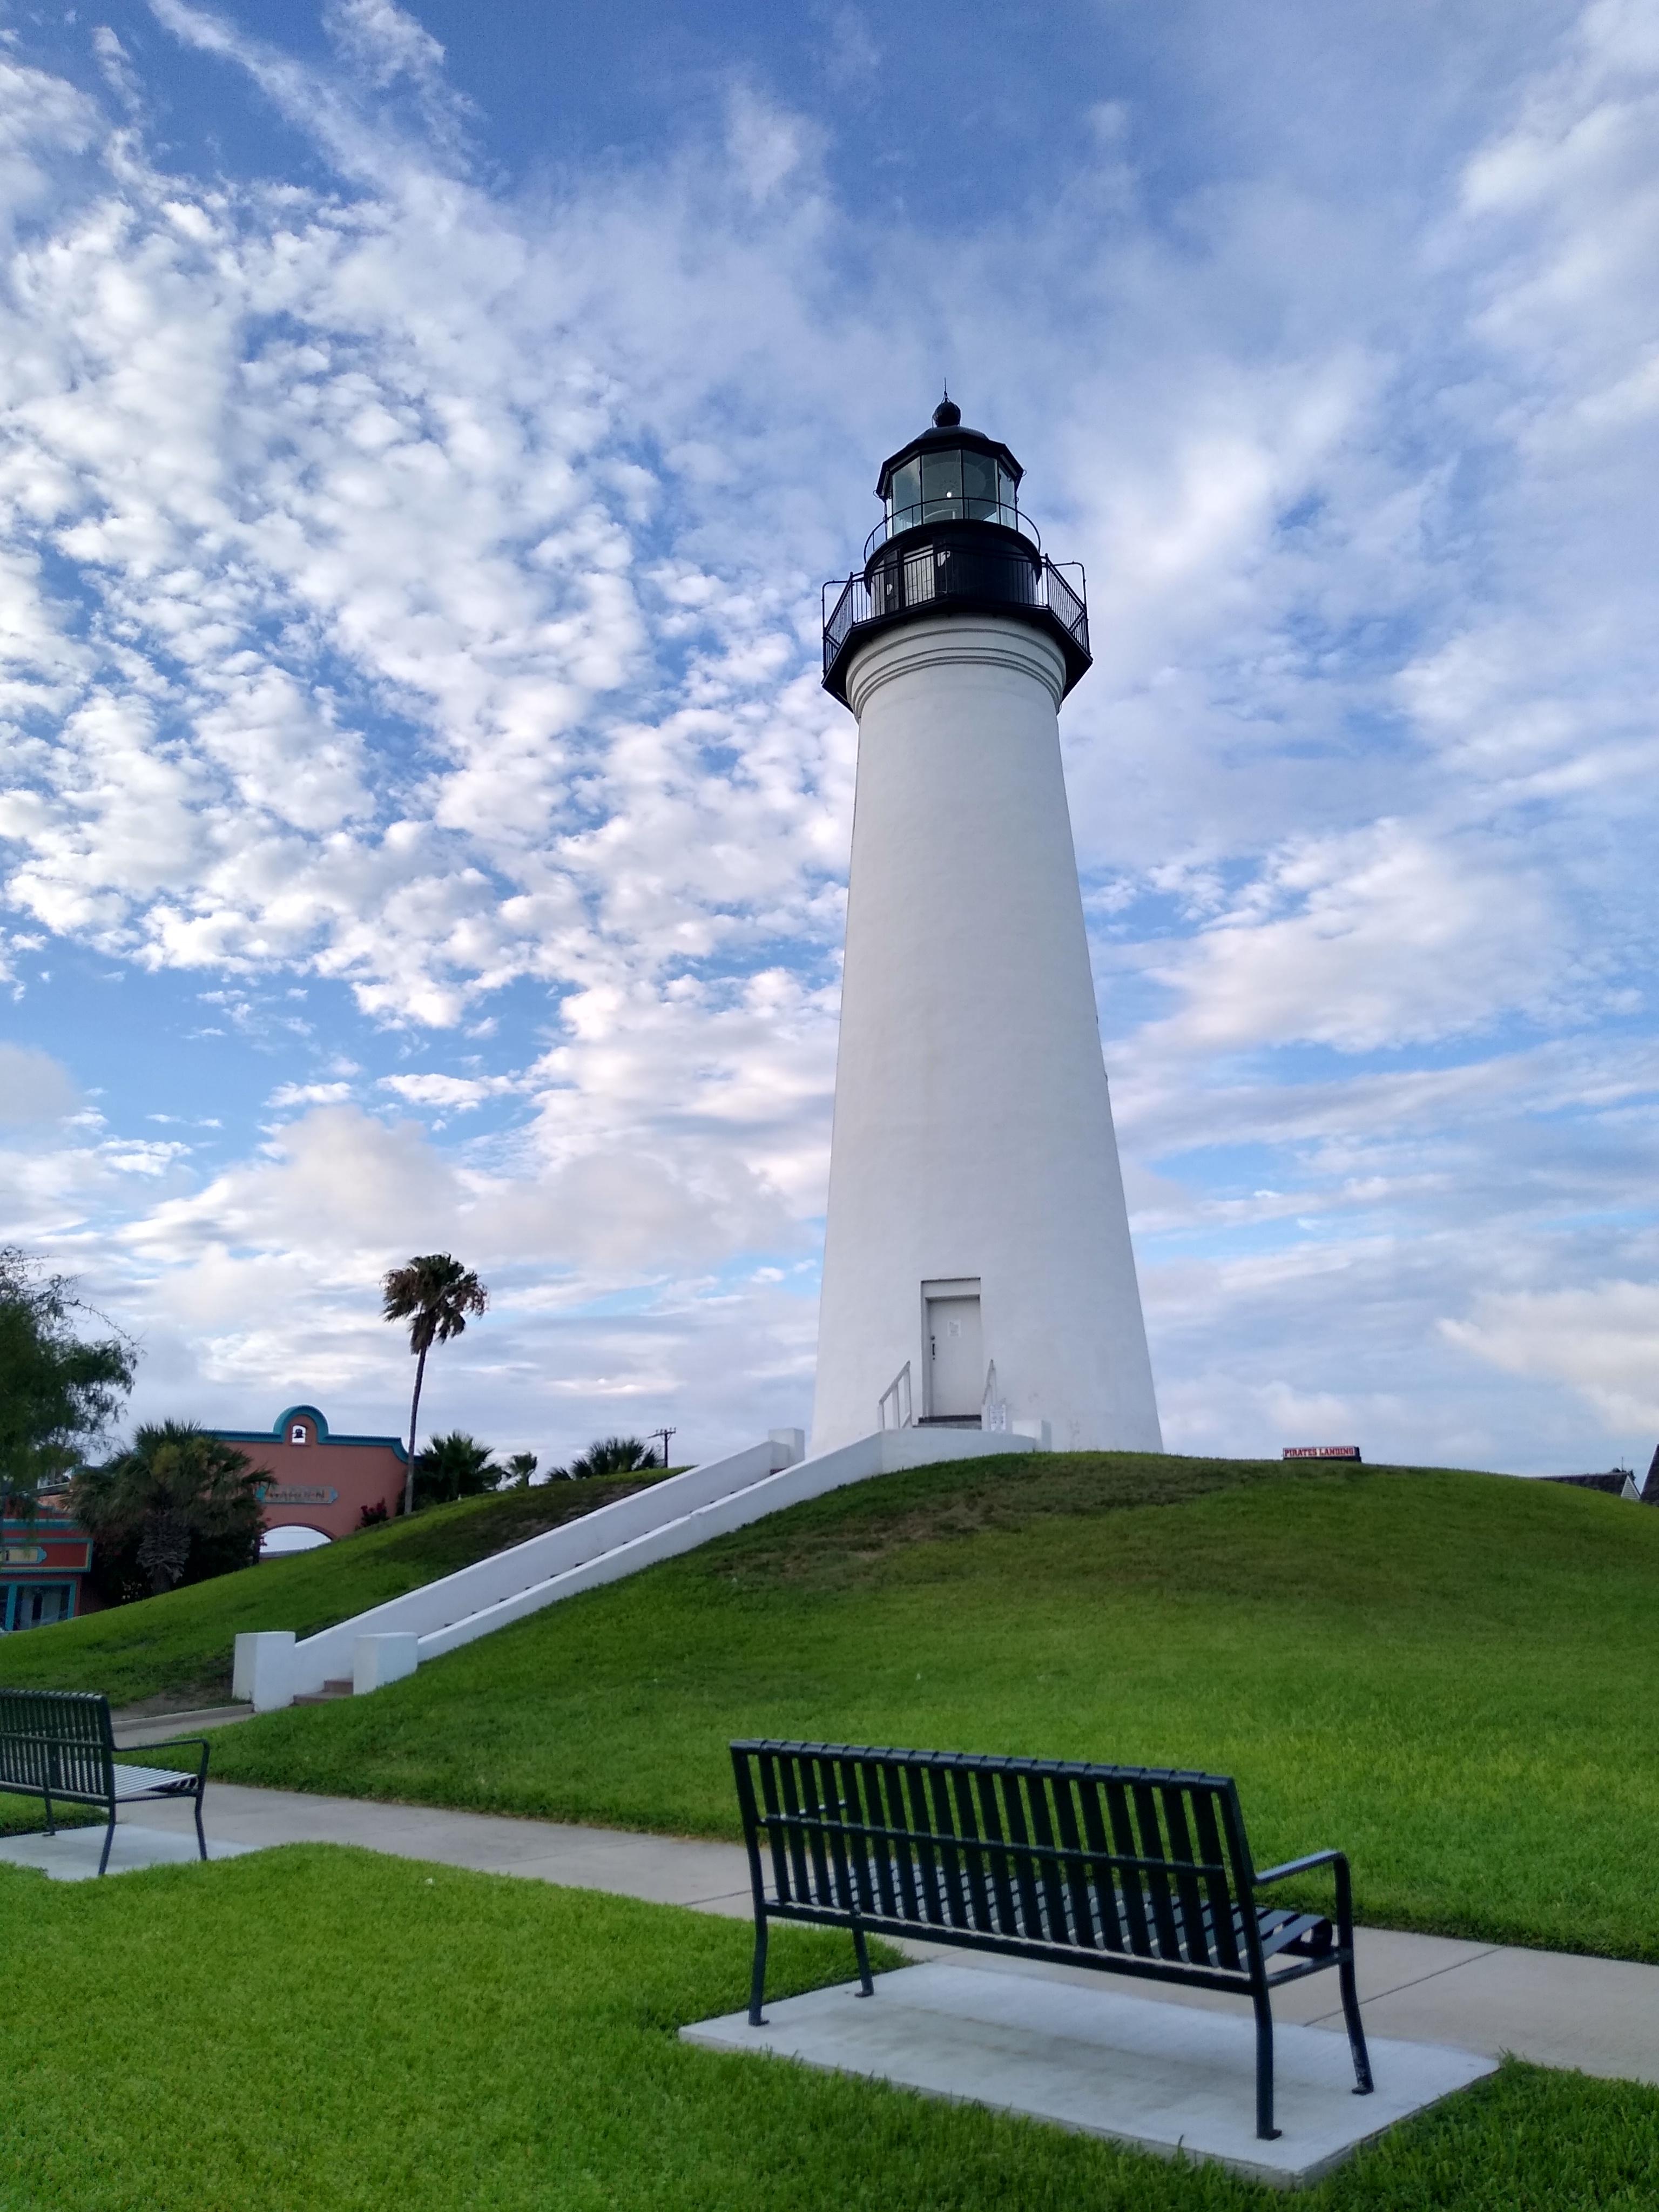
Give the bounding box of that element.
[552,1434,659,1480]
[70,1421,262,1601]
[412,1431,501,1508]
[382,1254,489,1515]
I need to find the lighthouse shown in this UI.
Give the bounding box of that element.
[811,399,1162,1458]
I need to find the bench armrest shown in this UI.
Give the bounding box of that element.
[1255,1847,1355,1944]
[1254,1848,1345,1886]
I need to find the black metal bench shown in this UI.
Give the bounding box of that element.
[732,1739,1373,2140]
[0,1689,211,1877]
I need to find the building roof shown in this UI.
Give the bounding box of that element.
[206,1404,408,1460]
[1542,1471,1640,1500]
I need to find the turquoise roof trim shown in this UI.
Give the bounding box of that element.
[208,1404,408,1461]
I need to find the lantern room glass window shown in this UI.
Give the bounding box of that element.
[884,448,1022,535]
[920,448,961,520]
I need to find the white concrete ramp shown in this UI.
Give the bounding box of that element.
[238,1426,1038,1709]
[682,1962,1495,2189]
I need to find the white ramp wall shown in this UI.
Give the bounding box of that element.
[238,1426,1036,1709]
[412,1425,1036,1666]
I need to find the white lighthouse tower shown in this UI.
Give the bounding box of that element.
[811,399,1162,1458]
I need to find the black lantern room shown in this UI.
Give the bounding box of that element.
[822,397,1091,706]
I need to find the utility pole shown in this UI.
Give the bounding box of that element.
[650,1425,677,1471]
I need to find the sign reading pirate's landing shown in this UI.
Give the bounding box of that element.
[1283,1446,1363,1462]
[258,1484,340,1507]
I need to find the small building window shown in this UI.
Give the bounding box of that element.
[291,1423,309,1445]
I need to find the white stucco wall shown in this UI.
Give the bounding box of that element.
[811,612,1162,1456]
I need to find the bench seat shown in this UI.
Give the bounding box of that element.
[777,1849,1337,1973]
[105,1762,206,1803]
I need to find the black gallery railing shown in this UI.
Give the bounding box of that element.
[824,545,1089,678]
[864,499,1038,561]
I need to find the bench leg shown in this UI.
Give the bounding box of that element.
[852,1923,874,1999]
[98,1806,117,1878]
[1252,1988,1280,2140]
[1339,1952,1374,2095]
[194,1792,208,1863]
[42,1785,55,1838]
[747,1914,769,2027]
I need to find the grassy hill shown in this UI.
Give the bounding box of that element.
[0,1473,665,1710]
[10,1447,1659,1963]
[186,1448,1659,1964]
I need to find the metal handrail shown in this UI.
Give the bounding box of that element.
[878,1361,913,1432]
[981,1361,1008,1434]
[865,499,1040,561]
[824,549,1089,676]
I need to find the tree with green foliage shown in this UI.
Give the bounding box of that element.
[70,1421,264,1602]
[0,1249,136,1516]
[412,1431,502,1509]
[381,1253,489,1516]
[552,1435,659,1480]
[504,1451,538,1488]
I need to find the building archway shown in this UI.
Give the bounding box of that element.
[259,1525,331,1559]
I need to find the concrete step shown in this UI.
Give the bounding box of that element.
[292,1680,353,1704]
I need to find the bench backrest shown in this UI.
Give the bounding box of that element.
[732,1739,1263,1979]
[0,1689,115,1796]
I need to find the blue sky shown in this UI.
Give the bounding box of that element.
[1,0,1656,1475]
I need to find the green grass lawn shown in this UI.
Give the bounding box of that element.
[2,1846,1654,2211]
[197,1452,1659,1964]
[0,1474,663,1710]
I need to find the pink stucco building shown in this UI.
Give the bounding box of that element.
[210,1405,408,1541]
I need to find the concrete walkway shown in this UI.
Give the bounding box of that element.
[11,1779,1648,2090]
[111,1704,252,1749]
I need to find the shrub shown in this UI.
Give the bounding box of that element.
[551,1435,659,1480]
[412,1431,502,1509]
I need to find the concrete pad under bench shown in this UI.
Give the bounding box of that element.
[681,1961,1495,2189]
[0,1824,256,1881]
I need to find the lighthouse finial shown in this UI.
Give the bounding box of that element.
[932,386,961,429]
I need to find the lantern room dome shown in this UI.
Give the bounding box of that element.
[871,402,1028,555]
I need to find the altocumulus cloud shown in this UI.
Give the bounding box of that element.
[0,0,1655,1470]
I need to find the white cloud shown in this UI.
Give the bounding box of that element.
[377,1072,516,1109]
[1138,822,1566,1056]
[0,1043,79,1124]
[1442,1280,1659,1435]
[269,1081,357,1108]
[0,3,1655,1475]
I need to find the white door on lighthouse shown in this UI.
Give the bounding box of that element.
[927,1295,983,1418]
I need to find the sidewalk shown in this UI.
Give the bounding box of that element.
[49,1779,1656,2089]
